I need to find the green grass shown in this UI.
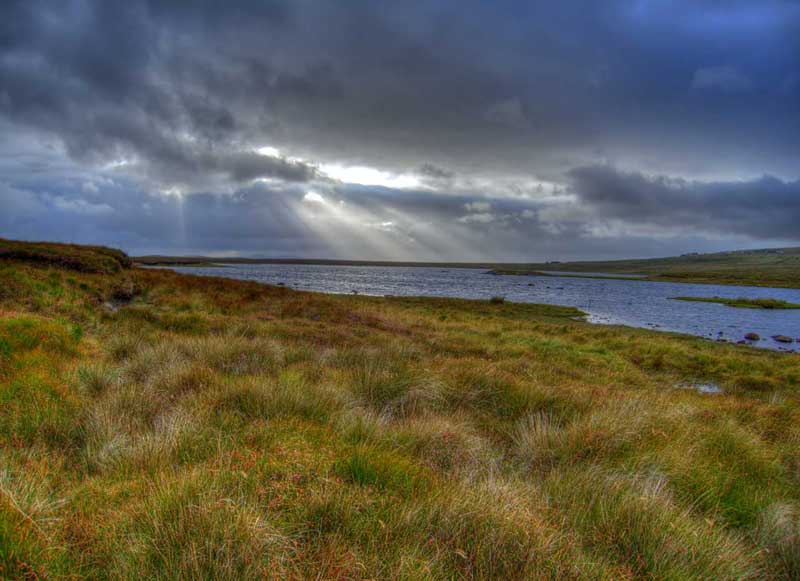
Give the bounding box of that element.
[671,296,800,309]
[2,240,800,578]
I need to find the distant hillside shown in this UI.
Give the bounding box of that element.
[490,247,800,289]
[134,256,508,269]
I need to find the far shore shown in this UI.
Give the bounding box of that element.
[136,246,800,290]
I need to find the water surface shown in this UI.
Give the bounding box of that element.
[158,263,800,352]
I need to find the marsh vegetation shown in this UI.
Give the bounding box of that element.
[2,241,800,579]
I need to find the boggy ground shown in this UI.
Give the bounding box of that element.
[2,243,800,579]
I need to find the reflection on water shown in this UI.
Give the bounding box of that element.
[158,264,800,352]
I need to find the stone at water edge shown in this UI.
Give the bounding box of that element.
[744,332,760,341]
[772,335,793,343]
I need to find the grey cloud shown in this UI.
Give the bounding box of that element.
[1,0,799,183]
[2,162,793,262]
[1,1,799,260]
[206,152,318,184]
[484,97,530,129]
[568,165,800,240]
[418,164,454,180]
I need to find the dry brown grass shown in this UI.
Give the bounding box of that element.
[1,243,800,578]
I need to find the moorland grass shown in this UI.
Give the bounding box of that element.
[1,241,800,578]
[0,238,131,274]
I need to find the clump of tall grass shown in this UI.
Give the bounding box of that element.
[345,352,443,418]
[560,397,656,462]
[512,411,566,469]
[334,407,386,445]
[105,329,149,362]
[0,466,63,538]
[756,502,800,578]
[336,408,499,476]
[386,414,500,476]
[545,467,761,578]
[109,472,292,579]
[210,374,340,423]
[441,364,532,420]
[82,405,204,474]
[0,465,66,577]
[76,363,120,396]
[160,363,219,399]
[671,425,785,529]
[388,476,614,578]
[333,445,429,495]
[182,335,284,376]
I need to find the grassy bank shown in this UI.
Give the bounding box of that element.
[0,238,131,274]
[2,241,800,579]
[672,296,800,309]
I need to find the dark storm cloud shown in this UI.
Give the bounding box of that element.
[418,164,454,180]
[1,1,799,258]
[3,0,799,177]
[568,166,800,241]
[0,0,316,188]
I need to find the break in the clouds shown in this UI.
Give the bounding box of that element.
[1,1,799,260]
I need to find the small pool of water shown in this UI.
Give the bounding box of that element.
[676,382,723,394]
[152,263,800,352]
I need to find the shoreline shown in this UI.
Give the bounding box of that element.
[142,265,800,353]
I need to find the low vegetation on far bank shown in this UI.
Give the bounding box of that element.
[671,296,800,309]
[2,240,800,579]
[488,247,800,289]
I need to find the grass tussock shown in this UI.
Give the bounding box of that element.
[1,239,800,578]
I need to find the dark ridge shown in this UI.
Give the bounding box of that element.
[0,238,131,274]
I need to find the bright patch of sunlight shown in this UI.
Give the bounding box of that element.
[256,146,282,158]
[303,191,326,204]
[163,186,185,198]
[320,164,421,189]
[103,158,132,170]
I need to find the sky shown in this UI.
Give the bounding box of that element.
[1,0,799,261]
